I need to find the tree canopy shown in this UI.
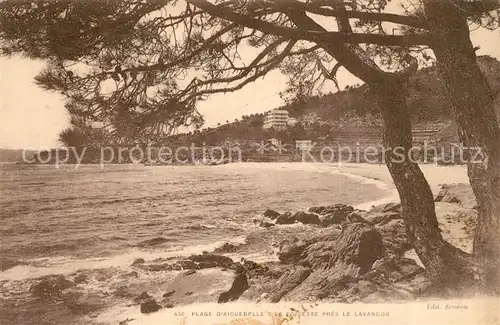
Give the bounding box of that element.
[1,0,497,143]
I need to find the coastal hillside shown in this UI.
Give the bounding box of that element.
[169,55,500,146]
[0,149,35,162]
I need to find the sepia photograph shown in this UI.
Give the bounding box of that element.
[0,0,499,324]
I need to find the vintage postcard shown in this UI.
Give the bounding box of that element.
[1,0,499,324]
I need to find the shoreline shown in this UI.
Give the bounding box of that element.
[94,179,479,325]
[0,164,479,325]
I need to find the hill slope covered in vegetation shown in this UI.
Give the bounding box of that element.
[167,55,500,146]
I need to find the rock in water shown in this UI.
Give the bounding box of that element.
[29,275,75,300]
[308,206,327,214]
[162,290,175,298]
[293,211,321,225]
[134,291,152,303]
[275,212,295,225]
[263,209,281,219]
[218,273,250,303]
[132,258,145,265]
[73,274,88,284]
[214,242,239,253]
[178,260,198,269]
[188,253,235,269]
[259,221,275,228]
[317,204,355,226]
[140,299,162,314]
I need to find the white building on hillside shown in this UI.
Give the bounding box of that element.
[263,109,290,129]
[90,121,105,129]
[296,140,313,152]
[287,117,298,127]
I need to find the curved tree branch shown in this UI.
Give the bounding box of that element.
[187,0,434,47]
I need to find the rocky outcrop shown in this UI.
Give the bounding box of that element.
[267,267,312,303]
[259,205,364,228]
[140,299,162,314]
[298,223,383,272]
[29,275,75,301]
[261,215,424,303]
[134,292,152,303]
[328,223,384,275]
[277,226,342,266]
[259,221,275,228]
[364,212,401,225]
[360,256,428,302]
[214,243,240,253]
[293,211,321,225]
[132,258,145,266]
[434,184,476,209]
[308,204,355,226]
[218,271,249,303]
[376,219,412,256]
[125,203,424,308]
[278,238,309,264]
[370,202,402,214]
[136,253,238,272]
[283,269,357,301]
[187,253,235,269]
[263,209,281,219]
[275,212,295,225]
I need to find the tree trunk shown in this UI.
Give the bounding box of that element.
[371,79,477,293]
[284,6,479,293]
[424,1,500,294]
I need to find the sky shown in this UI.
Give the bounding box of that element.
[1,13,499,149]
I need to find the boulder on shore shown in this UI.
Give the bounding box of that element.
[162,290,175,298]
[434,184,476,209]
[293,211,321,225]
[214,243,240,253]
[253,203,432,303]
[364,212,401,225]
[309,204,354,215]
[131,258,145,266]
[315,204,355,226]
[277,223,423,302]
[259,221,275,228]
[369,202,401,213]
[278,238,309,264]
[134,291,152,303]
[267,267,312,303]
[187,253,235,269]
[276,227,341,268]
[29,275,75,301]
[328,223,384,275]
[218,272,250,303]
[140,298,162,314]
[263,209,281,219]
[376,219,411,256]
[275,212,296,225]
